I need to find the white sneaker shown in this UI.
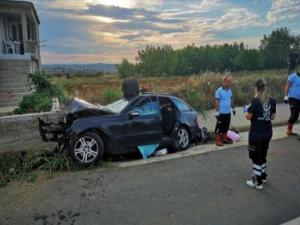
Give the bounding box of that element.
[246,180,263,190]
[262,179,267,183]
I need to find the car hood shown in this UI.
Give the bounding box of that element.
[64,97,115,116]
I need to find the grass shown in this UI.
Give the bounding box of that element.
[50,70,287,111]
[0,151,78,187]
[0,150,118,187]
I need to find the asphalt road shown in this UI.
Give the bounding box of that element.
[1,137,300,225]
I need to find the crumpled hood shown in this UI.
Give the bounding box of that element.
[64,97,114,116]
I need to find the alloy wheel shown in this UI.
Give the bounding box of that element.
[74,136,99,163]
[177,128,190,148]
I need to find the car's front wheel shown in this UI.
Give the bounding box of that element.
[70,132,104,166]
[173,126,190,151]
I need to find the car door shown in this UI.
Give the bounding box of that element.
[120,96,163,147]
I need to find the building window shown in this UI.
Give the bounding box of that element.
[11,24,17,41]
[9,23,22,41]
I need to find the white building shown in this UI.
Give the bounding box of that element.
[0,0,41,113]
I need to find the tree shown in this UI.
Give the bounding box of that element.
[117,27,300,76]
[117,59,136,78]
[260,27,296,69]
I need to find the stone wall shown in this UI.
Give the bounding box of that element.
[0,111,63,153]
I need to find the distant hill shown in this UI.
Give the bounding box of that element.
[42,63,117,75]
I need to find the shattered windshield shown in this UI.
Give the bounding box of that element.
[104,99,129,113]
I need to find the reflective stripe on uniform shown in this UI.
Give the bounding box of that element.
[253,164,262,170]
[253,170,262,176]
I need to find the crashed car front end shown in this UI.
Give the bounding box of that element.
[38,97,115,146]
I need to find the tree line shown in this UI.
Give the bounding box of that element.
[117,27,300,77]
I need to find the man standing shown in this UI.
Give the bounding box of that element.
[288,47,298,75]
[284,71,300,135]
[214,74,235,146]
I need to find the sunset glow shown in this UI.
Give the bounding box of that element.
[88,0,135,8]
[28,0,300,64]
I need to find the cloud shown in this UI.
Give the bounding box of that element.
[41,50,137,64]
[26,0,299,64]
[267,0,300,23]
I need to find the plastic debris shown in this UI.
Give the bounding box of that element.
[137,144,159,159]
[227,130,241,142]
[154,148,168,157]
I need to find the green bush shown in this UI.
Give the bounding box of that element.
[178,88,205,113]
[102,89,122,104]
[15,71,65,114]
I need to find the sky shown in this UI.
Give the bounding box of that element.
[27,0,300,64]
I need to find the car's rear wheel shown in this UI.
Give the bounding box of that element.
[70,132,104,166]
[173,126,190,151]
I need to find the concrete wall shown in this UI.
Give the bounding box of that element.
[0,104,291,154]
[0,111,63,153]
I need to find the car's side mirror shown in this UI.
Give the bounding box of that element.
[129,111,140,119]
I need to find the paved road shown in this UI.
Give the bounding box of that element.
[1,137,300,225]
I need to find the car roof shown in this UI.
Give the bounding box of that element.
[140,92,175,98]
[124,93,195,112]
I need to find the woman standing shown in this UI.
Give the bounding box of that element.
[244,79,276,190]
[284,71,300,136]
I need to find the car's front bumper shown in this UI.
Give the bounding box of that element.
[38,118,67,143]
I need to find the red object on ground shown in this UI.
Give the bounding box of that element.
[215,134,224,146]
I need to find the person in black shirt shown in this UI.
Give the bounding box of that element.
[244,78,276,190]
[288,47,298,75]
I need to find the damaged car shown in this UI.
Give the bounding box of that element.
[39,80,207,166]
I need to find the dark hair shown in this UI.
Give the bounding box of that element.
[256,79,266,92]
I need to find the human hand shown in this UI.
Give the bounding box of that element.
[232,108,236,116]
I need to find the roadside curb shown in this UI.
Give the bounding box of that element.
[114,124,300,168]
[281,217,300,225]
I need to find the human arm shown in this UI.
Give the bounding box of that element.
[231,100,236,115]
[214,88,221,117]
[245,112,252,120]
[271,113,276,120]
[215,99,220,117]
[284,80,291,104]
[244,99,255,120]
[271,99,276,120]
[285,81,291,97]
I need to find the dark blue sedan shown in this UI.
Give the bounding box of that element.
[39,93,202,166]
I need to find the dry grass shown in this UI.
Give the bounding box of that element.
[51,70,287,111]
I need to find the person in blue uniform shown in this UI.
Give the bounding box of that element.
[284,71,300,136]
[214,74,235,146]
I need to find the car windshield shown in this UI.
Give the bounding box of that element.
[104,99,129,113]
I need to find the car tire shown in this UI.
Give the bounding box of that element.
[70,132,104,166]
[173,126,190,151]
